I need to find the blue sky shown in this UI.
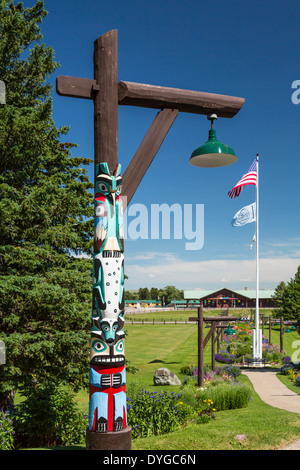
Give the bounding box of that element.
[30,0,300,291]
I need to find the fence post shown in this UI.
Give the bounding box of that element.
[280,316,284,352]
[198,306,204,387]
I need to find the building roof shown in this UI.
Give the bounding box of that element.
[184,288,275,300]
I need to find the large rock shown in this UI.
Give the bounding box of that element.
[153,367,181,386]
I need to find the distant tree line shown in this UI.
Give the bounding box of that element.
[125,285,184,306]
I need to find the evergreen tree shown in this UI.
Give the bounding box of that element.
[0,1,94,407]
[278,266,300,323]
[272,280,287,313]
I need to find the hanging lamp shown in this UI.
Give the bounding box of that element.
[189,114,238,168]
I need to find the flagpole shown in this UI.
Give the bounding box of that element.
[254,153,261,360]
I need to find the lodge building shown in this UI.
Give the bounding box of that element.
[184,287,275,309]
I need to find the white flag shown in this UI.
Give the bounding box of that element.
[231,203,256,227]
[249,234,256,250]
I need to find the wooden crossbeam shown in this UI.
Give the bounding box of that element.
[56,76,99,99]
[189,316,231,322]
[118,81,244,118]
[56,76,245,118]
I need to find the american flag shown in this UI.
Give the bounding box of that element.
[227,159,257,199]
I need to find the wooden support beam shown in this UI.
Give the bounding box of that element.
[118,81,244,118]
[56,76,99,99]
[122,108,178,204]
[56,77,245,119]
[189,316,231,322]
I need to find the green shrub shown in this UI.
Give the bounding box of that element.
[227,341,251,358]
[236,343,252,357]
[0,410,14,450]
[14,379,87,448]
[238,334,252,342]
[180,365,194,376]
[195,383,252,411]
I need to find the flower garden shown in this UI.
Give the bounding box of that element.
[214,320,288,365]
[279,360,300,387]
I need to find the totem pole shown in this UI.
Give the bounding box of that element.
[88,162,127,436]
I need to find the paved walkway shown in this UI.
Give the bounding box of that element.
[243,368,300,450]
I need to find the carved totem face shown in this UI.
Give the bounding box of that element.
[91,163,125,366]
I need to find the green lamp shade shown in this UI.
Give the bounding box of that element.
[189,129,238,168]
[224,326,235,335]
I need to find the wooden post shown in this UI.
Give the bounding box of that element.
[269,316,272,344]
[217,327,221,354]
[93,30,118,173]
[211,322,216,371]
[198,306,204,387]
[280,316,284,353]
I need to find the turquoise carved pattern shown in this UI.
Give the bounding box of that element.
[89,162,126,433]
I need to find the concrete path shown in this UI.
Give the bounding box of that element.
[243,369,300,413]
[243,368,300,450]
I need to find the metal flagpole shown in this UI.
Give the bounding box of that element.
[254,153,262,361]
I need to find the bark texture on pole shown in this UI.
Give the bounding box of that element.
[93,30,118,173]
